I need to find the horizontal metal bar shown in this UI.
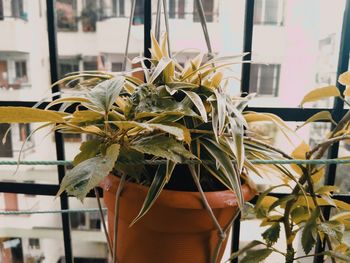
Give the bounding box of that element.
[0,182,102,197]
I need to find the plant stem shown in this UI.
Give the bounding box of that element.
[94,187,113,259]
[112,174,126,263]
[189,165,225,263]
[307,135,350,159]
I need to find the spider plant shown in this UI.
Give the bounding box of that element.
[0,33,294,227]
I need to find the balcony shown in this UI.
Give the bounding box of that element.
[0,19,30,53]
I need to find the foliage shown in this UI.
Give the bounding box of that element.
[0,33,291,225]
[1,32,350,262]
[237,71,350,263]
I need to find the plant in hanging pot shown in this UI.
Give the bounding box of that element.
[0,34,296,263]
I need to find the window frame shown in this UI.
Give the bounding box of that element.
[0,1,349,263]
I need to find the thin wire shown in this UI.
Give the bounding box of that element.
[155,0,162,41]
[1,159,350,166]
[162,0,172,56]
[0,208,106,215]
[122,0,136,71]
[195,0,213,56]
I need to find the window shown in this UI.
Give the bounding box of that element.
[193,0,214,23]
[83,59,98,71]
[28,238,40,249]
[0,0,4,20]
[11,0,25,19]
[15,61,28,83]
[56,0,78,31]
[113,0,125,17]
[169,0,185,19]
[4,193,18,211]
[112,62,122,72]
[133,0,144,25]
[0,60,8,87]
[19,124,31,142]
[249,64,280,96]
[82,0,99,32]
[254,0,284,26]
[0,124,13,157]
[58,57,79,78]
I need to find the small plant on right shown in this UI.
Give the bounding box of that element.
[229,71,350,263]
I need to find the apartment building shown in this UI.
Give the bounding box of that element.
[0,0,346,262]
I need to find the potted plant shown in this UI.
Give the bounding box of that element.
[0,34,326,262]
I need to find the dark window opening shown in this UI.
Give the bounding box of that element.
[28,238,40,249]
[249,64,281,96]
[83,59,98,71]
[112,62,122,72]
[254,0,284,26]
[0,124,13,157]
[56,0,78,31]
[0,0,4,20]
[70,212,86,229]
[133,0,144,25]
[15,61,28,83]
[82,0,98,32]
[58,57,80,78]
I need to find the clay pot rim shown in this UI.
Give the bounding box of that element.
[100,174,256,210]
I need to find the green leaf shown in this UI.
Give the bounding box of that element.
[300,86,340,107]
[268,195,296,212]
[181,90,208,122]
[262,222,281,246]
[214,90,226,135]
[301,208,320,254]
[240,249,273,263]
[72,140,102,166]
[200,138,243,208]
[86,77,125,112]
[296,111,336,130]
[115,146,144,181]
[130,135,196,163]
[0,107,66,123]
[225,240,266,262]
[130,161,176,226]
[57,144,120,201]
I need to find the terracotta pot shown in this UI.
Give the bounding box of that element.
[100,175,256,263]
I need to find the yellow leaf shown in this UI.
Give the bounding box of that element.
[210,72,223,88]
[150,32,163,61]
[311,168,325,183]
[70,110,102,123]
[160,32,169,58]
[45,97,91,109]
[260,196,278,209]
[290,141,310,175]
[300,86,340,107]
[0,107,66,123]
[296,111,336,130]
[244,112,295,144]
[295,196,350,210]
[339,71,350,86]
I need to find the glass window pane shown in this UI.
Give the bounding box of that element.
[249,0,346,108]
